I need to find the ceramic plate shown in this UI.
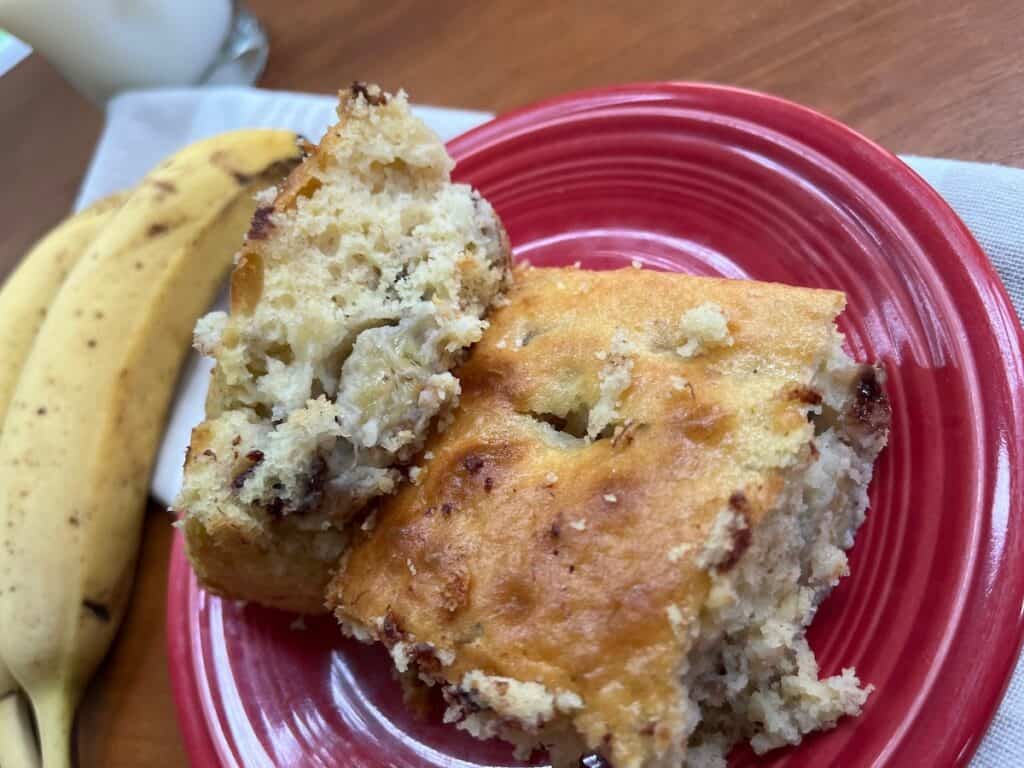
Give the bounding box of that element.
[167,83,1024,767]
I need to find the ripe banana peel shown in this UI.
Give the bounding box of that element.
[0,192,128,429]
[0,129,302,767]
[0,667,38,768]
[0,193,128,768]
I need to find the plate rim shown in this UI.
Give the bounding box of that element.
[167,81,1024,767]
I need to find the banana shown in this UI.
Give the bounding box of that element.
[0,668,38,768]
[0,129,302,768]
[0,193,128,768]
[0,192,129,427]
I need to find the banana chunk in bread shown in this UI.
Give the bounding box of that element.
[329,266,890,768]
[175,84,511,613]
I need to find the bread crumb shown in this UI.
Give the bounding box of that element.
[667,543,693,563]
[360,510,378,532]
[456,671,583,730]
[603,493,618,504]
[407,558,418,576]
[544,472,559,486]
[192,311,227,356]
[677,302,733,358]
[595,351,607,361]
[424,451,435,460]
[409,466,424,485]
[496,338,508,349]
[697,506,749,570]
[666,604,685,639]
[572,260,582,269]
[389,641,412,673]
[436,409,457,433]
[670,375,689,391]
[570,519,587,531]
[254,186,278,207]
[631,259,642,269]
[588,329,636,440]
[556,691,584,711]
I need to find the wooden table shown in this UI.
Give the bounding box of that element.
[0,1,1021,764]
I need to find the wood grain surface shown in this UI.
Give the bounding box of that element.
[0,1,1021,765]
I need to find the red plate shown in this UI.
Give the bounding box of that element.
[167,83,1024,767]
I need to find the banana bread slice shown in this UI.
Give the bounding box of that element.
[174,84,511,613]
[328,266,889,767]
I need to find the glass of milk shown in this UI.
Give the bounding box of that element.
[0,0,269,103]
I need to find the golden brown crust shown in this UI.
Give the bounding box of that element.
[329,266,848,763]
[182,515,336,614]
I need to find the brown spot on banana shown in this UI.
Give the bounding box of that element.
[210,150,259,185]
[150,179,177,195]
[81,600,111,622]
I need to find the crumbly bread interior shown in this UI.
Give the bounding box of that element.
[328,267,890,767]
[175,84,510,612]
[676,336,885,766]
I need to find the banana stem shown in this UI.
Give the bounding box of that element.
[28,688,73,768]
[0,690,40,768]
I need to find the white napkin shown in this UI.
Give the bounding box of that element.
[75,88,1023,765]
